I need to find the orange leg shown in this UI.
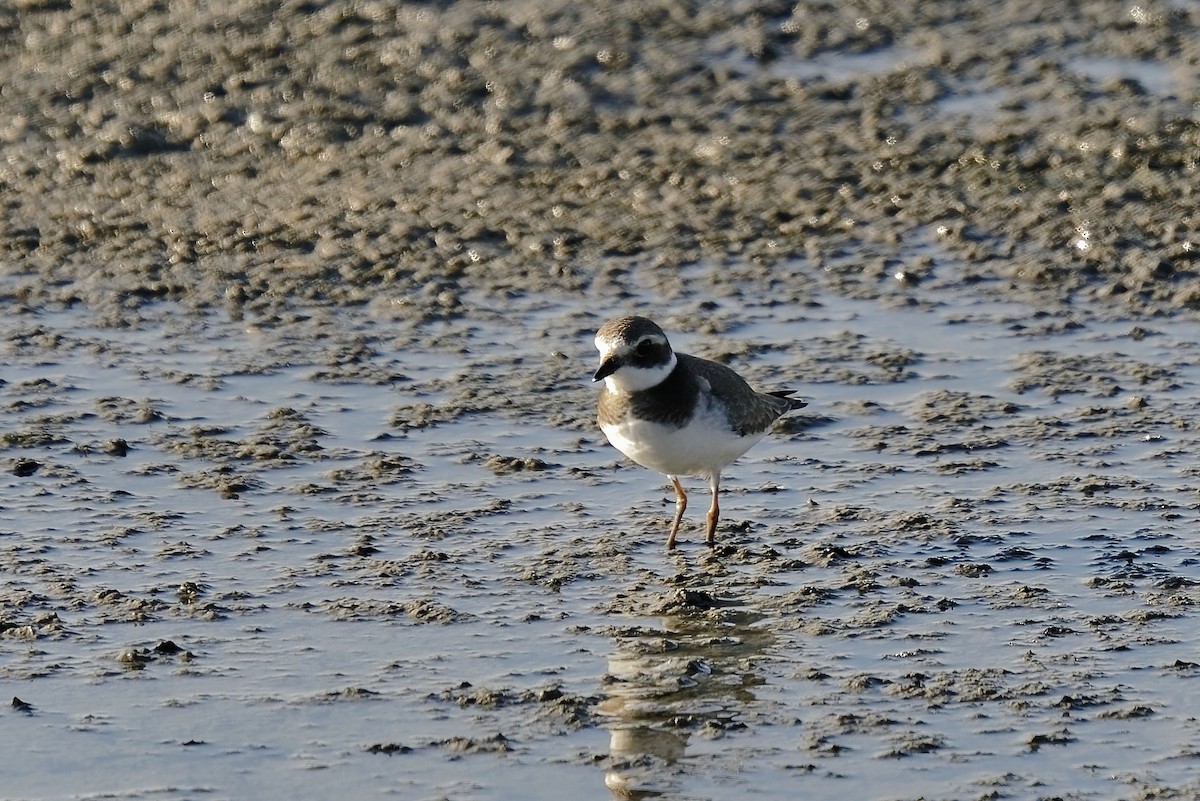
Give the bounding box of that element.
[667,476,687,550]
[704,474,721,547]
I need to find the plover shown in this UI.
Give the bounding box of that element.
[593,315,806,549]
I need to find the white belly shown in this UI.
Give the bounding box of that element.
[600,406,767,479]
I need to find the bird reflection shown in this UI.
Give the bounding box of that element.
[598,591,773,798]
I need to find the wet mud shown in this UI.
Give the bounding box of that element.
[3,2,1200,800]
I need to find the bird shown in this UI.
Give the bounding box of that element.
[593,315,806,549]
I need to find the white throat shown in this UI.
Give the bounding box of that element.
[603,351,677,394]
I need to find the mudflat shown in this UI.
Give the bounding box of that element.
[2,3,1199,799]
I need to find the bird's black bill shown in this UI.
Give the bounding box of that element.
[593,357,619,382]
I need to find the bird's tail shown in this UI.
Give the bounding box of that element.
[767,389,807,411]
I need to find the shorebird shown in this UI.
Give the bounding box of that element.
[593,315,805,548]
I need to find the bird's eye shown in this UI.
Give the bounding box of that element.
[635,338,654,356]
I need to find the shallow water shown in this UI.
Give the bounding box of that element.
[4,260,1200,801]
